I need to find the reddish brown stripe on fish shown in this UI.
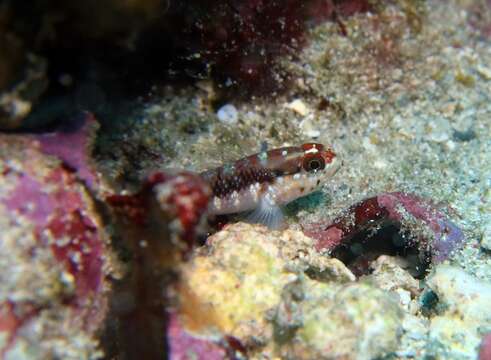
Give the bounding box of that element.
[201,165,277,198]
[200,145,306,198]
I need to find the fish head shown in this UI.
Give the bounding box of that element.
[299,142,340,185]
[268,143,341,205]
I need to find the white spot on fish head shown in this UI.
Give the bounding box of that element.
[304,146,319,154]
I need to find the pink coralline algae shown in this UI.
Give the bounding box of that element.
[481,333,491,360]
[303,192,465,274]
[467,1,491,39]
[167,312,228,360]
[34,111,100,189]
[0,136,108,357]
[4,168,104,298]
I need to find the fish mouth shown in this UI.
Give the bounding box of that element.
[325,156,342,177]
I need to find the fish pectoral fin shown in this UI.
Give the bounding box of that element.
[245,198,284,230]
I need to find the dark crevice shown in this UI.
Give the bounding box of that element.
[330,222,431,279]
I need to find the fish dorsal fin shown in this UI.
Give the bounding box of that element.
[245,196,284,230]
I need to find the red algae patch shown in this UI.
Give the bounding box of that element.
[0,135,109,358]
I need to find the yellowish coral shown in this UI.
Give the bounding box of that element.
[178,223,312,342]
[177,222,403,360]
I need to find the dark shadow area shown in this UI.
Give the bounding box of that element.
[330,222,431,279]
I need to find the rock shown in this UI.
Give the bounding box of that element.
[481,221,491,251]
[292,282,403,360]
[177,222,402,359]
[426,265,491,359]
[285,99,310,116]
[0,136,110,359]
[167,313,228,360]
[369,255,420,296]
[424,117,452,143]
[427,265,491,322]
[216,104,238,125]
[396,314,429,359]
[178,223,308,343]
[303,192,465,271]
[34,112,100,190]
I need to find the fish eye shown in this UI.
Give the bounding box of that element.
[303,155,325,172]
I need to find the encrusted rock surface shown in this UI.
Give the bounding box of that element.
[177,223,406,359]
[425,265,491,359]
[0,136,110,359]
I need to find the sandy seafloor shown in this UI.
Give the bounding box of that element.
[93,0,491,359]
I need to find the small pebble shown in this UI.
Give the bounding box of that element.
[481,222,491,251]
[217,104,238,125]
[285,99,309,116]
[425,117,451,143]
[305,129,320,138]
[477,65,491,80]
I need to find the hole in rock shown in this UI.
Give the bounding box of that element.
[330,223,431,279]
